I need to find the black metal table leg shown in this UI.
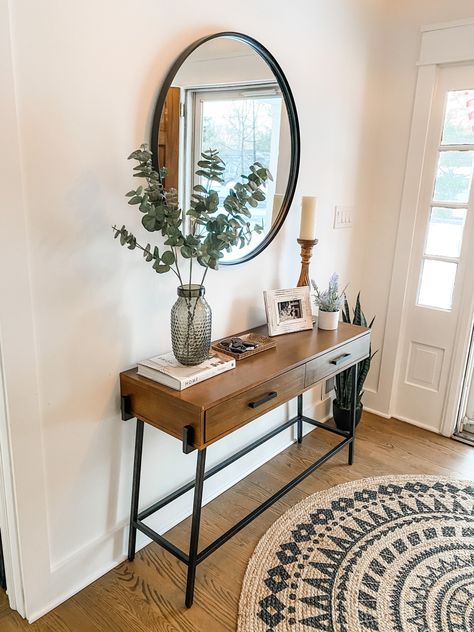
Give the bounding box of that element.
[128,419,144,561]
[185,448,207,608]
[124,354,365,608]
[297,393,303,444]
[348,364,358,465]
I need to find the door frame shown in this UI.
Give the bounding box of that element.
[380,20,474,434]
[442,301,474,436]
[0,342,26,616]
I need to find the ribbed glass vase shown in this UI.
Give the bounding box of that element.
[171,284,212,366]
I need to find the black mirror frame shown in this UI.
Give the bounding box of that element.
[150,31,300,266]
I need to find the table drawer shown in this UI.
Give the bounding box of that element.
[205,365,305,443]
[304,334,370,388]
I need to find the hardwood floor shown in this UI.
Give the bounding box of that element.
[1,413,473,631]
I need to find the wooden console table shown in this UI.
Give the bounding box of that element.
[120,322,370,607]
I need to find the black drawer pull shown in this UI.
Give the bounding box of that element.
[330,353,351,366]
[248,391,278,408]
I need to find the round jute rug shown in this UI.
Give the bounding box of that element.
[238,475,474,632]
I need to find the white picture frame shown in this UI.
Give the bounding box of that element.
[263,287,313,337]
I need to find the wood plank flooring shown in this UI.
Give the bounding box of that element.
[1,413,473,631]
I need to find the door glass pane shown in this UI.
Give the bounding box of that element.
[441,90,474,145]
[425,207,467,258]
[433,150,474,203]
[418,259,457,309]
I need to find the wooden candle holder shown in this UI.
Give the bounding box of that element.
[296,238,318,287]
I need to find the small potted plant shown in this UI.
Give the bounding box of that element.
[333,293,376,430]
[311,273,346,330]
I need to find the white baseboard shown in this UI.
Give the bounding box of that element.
[363,405,442,433]
[363,406,391,419]
[391,414,440,434]
[28,404,330,623]
[28,556,131,623]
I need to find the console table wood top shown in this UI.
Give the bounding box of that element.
[120,322,369,449]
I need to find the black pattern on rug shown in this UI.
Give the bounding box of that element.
[238,476,474,632]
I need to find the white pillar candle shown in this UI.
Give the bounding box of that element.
[299,196,317,240]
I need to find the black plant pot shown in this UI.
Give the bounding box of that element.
[333,401,363,432]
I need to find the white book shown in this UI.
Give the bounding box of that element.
[137,351,235,390]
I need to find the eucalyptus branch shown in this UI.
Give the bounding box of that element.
[173,246,185,288]
[112,225,180,279]
[113,144,272,282]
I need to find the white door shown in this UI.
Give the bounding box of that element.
[395,64,474,432]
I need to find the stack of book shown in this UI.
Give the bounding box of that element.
[137,351,235,391]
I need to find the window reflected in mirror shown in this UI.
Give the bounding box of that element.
[155,36,294,263]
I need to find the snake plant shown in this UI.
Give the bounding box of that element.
[334,293,376,410]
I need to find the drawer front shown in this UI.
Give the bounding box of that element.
[205,366,305,443]
[305,334,370,388]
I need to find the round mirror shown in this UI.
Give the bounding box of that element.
[150,32,300,265]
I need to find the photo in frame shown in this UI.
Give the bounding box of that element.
[263,287,313,336]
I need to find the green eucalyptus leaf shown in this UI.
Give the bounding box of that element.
[161,250,175,265]
[164,236,179,246]
[186,235,200,246]
[142,214,159,231]
[153,264,170,274]
[187,210,201,219]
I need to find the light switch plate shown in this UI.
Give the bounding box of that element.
[334,205,353,229]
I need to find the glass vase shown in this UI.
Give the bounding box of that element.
[171,284,212,366]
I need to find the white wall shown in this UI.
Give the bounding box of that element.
[5,0,474,622]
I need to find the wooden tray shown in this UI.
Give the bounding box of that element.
[212,333,276,361]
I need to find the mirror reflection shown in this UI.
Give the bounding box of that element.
[155,36,293,263]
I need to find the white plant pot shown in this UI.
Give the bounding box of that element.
[318,309,340,330]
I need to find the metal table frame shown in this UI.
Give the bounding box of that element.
[126,364,358,608]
